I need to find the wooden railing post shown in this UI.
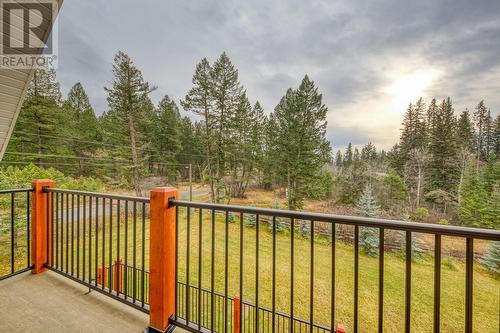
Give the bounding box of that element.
[97,266,108,287]
[335,323,346,333]
[234,294,241,333]
[114,259,123,293]
[149,187,178,332]
[31,179,54,274]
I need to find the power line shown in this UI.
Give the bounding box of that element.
[13,130,208,158]
[12,130,269,160]
[2,153,198,168]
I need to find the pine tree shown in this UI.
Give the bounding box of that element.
[473,100,489,164]
[268,200,287,233]
[268,75,331,210]
[353,148,361,166]
[483,109,495,159]
[494,115,500,157]
[335,150,343,167]
[6,64,69,170]
[65,83,101,176]
[152,95,182,181]
[426,98,460,195]
[226,94,264,198]
[298,220,310,238]
[361,142,377,162]
[399,98,427,167]
[209,52,244,201]
[343,143,353,167]
[456,110,476,204]
[356,184,380,256]
[181,58,216,200]
[103,51,155,195]
[479,241,500,274]
[426,98,438,133]
[245,205,257,228]
[404,148,428,207]
[457,110,476,153]
[177,118,204,172]
[459,160,489,228]
[27,64,62,103]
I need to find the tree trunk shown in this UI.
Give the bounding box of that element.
[416,165,422,208]
[128,113,142,196]
[37,127,42,167]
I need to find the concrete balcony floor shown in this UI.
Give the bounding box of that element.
[0,270,185,332]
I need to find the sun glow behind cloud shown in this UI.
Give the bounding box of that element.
[386,69,439,111]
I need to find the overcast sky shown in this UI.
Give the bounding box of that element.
[55,0,500,151]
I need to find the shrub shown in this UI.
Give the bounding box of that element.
[268,200,286,233]
[479,242,500,274]
[228,212,237,224]
[360,227,379,257]
[245,206,257,228]
[298,220,310,238]
[411,207,429,222]
[356,184,380,255]
[438,218,449,225]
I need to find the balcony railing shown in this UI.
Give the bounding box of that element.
[43,187,151,313]
[0,188,33,280]
[169,200,499,333]
[1,181,499,333]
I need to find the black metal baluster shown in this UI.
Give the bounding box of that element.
[198,208,203,329]
[141,202,146,306]
[433,234,441,333]
[71,194,74,275]
[331,223,336,333]
[116,200,120,296]
[27,191,31,268]
[211,209,215,332]
[10,192,14,273]
[61,193,65,271]
[272,216,276,333]
[175,206,179,320]
[225,211,229,333]
[102,198,106,290]
[133,202,137,301]
[465,238,473,333]
[240,211,244,333]
[95,196,99,285]
[186,206,191,324]
[46,191,49,267]
[109,199,113,292]
[255,214,260,333]
[310,220,314,333]
[124,201,129,300]
[378,228,384,333]
[66,193,69,274]
[88,196,92,283]
[405,231,411,333]
[354,225,359,333]
[55,193,59,269]
[290,218,294,333]
[82,196,86,282]
[77,195,80,278]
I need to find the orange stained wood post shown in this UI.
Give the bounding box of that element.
[31,179,54,274]
[234,294,241,333]
[149,187,178,332]
[97,266,108,287]
[114,259,123,293]
[335,323,346,333]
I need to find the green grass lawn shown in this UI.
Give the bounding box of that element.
[1,207,498,333]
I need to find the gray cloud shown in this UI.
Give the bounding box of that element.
[56,0,500,150]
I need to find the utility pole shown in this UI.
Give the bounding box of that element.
[189,163,193,201]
